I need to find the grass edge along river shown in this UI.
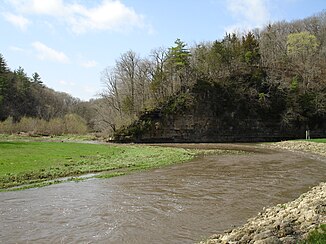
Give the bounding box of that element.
[0,134,243,191]
[0,135,324,191]
[0,141,190,191]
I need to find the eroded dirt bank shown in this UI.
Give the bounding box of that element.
[202,141,326,244]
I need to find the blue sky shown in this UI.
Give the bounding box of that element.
[0,0,325,101]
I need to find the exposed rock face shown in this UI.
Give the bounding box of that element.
[114,82,326,143]
[201,182,326,244]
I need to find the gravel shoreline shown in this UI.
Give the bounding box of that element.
[201,141,326,244]
[266,141,326,158]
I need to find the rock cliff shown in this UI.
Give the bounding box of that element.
[114,80,326,143]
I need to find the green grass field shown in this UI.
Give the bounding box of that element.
[0,141,194,190]
[307,138,326,143]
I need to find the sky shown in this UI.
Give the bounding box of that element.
[0,0,325,101]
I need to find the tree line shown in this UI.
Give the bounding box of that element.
[0,55,95,135]
[97,11,326,136]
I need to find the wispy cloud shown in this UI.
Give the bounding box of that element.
[6,0,147,34]
[9,45,26,52]
[7,0,65,16]
[32,41,70,63]
[58,80,76,86]
[2,12,31,31]
[226,0,271,32]
[82,85,99,95]
[80,60,97,68]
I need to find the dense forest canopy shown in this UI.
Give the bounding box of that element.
[1,11,325,137]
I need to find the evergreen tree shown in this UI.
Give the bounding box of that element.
[32,72,43,85]
[167,39,192,91]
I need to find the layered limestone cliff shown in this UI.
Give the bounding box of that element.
[114,81,326,142]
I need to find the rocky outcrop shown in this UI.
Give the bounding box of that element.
[114,80,326,143]
[201,182,326,244]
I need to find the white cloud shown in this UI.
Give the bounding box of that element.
[2,12,31,30]
[32,41,70,63]
[80,60,97,68]
[6,0,146,34]
[58,80,76,86]
[226,0,271,32]
[82,85,99,95]
[7,0,65,15]
[9,46,25,52]
[70,1,145,33]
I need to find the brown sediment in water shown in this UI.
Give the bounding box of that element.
[0,143,325,243]
[201,141,326,244]
[201,182,326,244]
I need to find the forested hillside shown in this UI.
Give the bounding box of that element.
[0,55,95,135]
[96,11,325,141]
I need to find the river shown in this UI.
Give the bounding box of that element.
[0,144,325,243]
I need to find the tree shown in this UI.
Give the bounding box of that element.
[135,58,152,110]
[32,72,43,85]
[0,55,9,119]
[167,39,192,92]
[0,54,9,74]
[242,31,260,65]
[287,32,320,91]
[101,67,123,120]
[115,50,140,114]
[287,31,319,58]
[149,47,169,102]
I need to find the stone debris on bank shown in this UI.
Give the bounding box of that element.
[201,183,326,244]
[201,141,326,244]
[267,141,326,157]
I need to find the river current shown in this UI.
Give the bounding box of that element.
[1,144,325,243]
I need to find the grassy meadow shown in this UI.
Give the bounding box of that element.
[0,139,194,190]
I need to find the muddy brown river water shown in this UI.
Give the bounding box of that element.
[0,144,325,244]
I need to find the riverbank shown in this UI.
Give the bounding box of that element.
[0,135,247,191]
[201,140,326,243]
[266,140,326,157]
[0,140,195,190]
[202,183,326,244]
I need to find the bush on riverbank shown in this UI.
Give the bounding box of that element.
[0,114,88,136]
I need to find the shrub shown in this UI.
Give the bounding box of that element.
[0,117,14,134]
[0,114,88,135]
[63,114,88,134]
[47,118,65,135]
[15,117,37,133]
